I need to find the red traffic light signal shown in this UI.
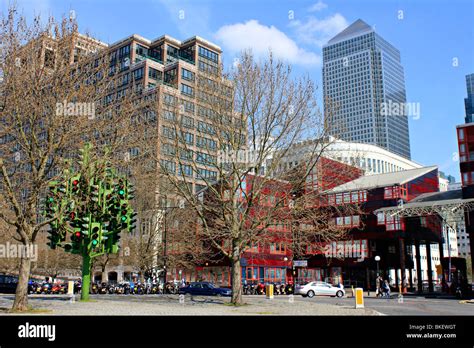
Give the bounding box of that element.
[72,179,79,193]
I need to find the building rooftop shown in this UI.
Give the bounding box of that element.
[326,165,438,193]
[326,19,373,45]
[108,34,222,52]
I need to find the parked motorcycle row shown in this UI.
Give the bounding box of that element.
[28,280,294,295]
[28,281,72,295]
[243,282,294,295]
[90,281,181,295]
[28,280,182,295]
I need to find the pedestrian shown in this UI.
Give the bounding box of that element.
[375,276,381,297]
[383,280,390,298]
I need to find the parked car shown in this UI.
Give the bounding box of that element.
[295,281,345,298]
[178,282,232,297]
[0,274,18,294]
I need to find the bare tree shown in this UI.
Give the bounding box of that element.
[0,6,150,311]
[138,51,359,304]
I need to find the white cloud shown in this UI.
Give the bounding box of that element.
[308,1,328,12]
[214,20,320,66]
[289,13,348,47]
[154,0,211,39]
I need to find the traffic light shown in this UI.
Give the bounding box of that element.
[81,216,91,236]
[89,223,101,249]
[119,201,128,226]
[126,182,135,200]
[117,179,125,198]
[78,144,91,168]
[90,183,100,203]
[47,229,60,249]
[101,222,111,242]
[128,211,137,232]
[45,182,60,219]
[58,181,67,194]
[70,175,80,195]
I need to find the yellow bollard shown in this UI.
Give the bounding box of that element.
[266,284,274,299]
[67,281,74,295]
[355,288,364,309]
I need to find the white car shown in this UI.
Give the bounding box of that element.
[295,281,345,298]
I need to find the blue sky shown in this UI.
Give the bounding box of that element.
[2,0,474,179]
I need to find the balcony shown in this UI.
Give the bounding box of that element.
[135,53,163,65]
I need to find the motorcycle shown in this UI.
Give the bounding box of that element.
[91,282,99,294]
[123,282,131,295]
[164,282,175,294]
[274,283,282,295]
[157,282,164,294]
[28,281,41,294]
[243,283,251,295]
[133,282,145,295]
[107,283,116,294]
[285,283,294,295]
[51,283,66,294]
[256,283,265,295]
[280,283,286,295]
[98,282,108,294]
[150,283,159,294]
[41,282,52,294]
[249,283,257,295]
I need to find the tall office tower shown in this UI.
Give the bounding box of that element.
[323,19,411,159]
[465,73,474,123]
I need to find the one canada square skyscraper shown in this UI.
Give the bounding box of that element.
[323,19,411,159]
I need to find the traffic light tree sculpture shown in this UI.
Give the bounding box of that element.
[43,144,137,300]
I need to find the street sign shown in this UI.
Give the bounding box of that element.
[293,260,307,267]
[355,288,364,309]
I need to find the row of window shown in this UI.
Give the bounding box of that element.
[377,212,403,231]
[181,83,194,96]
[159,160,217,180]
[198,46,219,63]
[326,190,367,205]
[182,68,195,82]
[383,185,407,199]
[334,215,360,227]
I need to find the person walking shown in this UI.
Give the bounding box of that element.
[375,276,382,297]
[383,280,391,298]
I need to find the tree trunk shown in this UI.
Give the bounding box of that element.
[12,255,31,312]
[231,258,242,305]
[81,254,91,301]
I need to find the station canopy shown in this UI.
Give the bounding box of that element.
[374,189,474,229]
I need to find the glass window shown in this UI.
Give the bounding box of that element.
[198,46,219,63]
[181,84,194,96]
[133,67,144,80]
[182,68,195,81]
[149,67,162,80]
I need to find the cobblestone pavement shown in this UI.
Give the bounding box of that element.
[0,294,381,315]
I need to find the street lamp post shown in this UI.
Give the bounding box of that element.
[375,256,381,277]
[375,256,381,295]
